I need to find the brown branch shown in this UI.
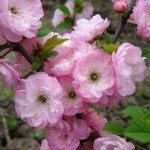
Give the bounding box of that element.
[13,43,34,64]
[112,0,137,43]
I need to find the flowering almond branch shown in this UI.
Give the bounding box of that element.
[112,0,136,43]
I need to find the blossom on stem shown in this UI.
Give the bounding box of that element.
[0,0,44,45]
[73,50,115,103]
[46,116,88,150]
[15,72,64,128]
[72,14,110,42]
[112,43,146,96]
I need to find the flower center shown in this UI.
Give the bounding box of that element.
[68,91,76,99]
[90,73,99,81]
[10,7,18,14]
[38,95,47,103]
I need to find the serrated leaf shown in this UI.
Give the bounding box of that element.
[103,44,117,54]
[103,121,125,135]
[56,22,73,30]
[42,51,58,60]
[104,33,114,44]
[58,4,70,16]
[31,59,41,71]
[43,35,68,53]
[122,106,150,119]
[124,118,150,142]
[37,23,51,37]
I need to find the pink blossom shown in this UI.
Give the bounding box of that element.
[131,0,150,38]
[0,59,21,87]
[40,139,52,150]
[83,108,107,134]
[59,76,89,116]
[72,14,110,42]
[112,43,146,96]
[73,50,115,103]
[50,41,94,77]
[94,134,135,150]
[46,117,88,150]
[52,0,75,27]
[15,72,64,128]
[0,0,43,44]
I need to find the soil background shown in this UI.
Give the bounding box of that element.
[0,0,150,149]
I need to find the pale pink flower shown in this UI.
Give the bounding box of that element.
[75,2,94,23]
[46,117,88,150]
[52,0,75,27]
[0,59,21,87]
[73,50,115,103]
[15,72,64,129]
[131,0,150,38]
[112,43,146,96]
[40,139,52,150]
[83,108,107,134]
[0,0,43,44]
[72,14,110,42]
[50,41,95,77]
[94,134,135,150]
[59,76,89,116]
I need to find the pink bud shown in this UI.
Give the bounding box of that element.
[113,1,128,13]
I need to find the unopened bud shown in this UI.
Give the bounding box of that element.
[113,1,128,13]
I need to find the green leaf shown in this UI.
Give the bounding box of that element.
[142,48,150,59]
[31,59,41,71]
[37,23,51,37]
[124,118,150,142]
[104,33,114,44]
[58,4,70,16]
[103,121,125,135]
[56,22,73,30]
[43,35,68,53]
[42,51,58,60]
[122,106,150,119]
[0,44,10,51]
[103,44,117,54]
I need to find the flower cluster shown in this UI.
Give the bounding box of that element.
[0,0,148,149]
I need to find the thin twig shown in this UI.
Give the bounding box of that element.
[1,49,13,58]
[0,108,11,145]
[13,43,34,64]
[112,0,137,43]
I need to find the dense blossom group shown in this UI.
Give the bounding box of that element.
[0,0,149,149]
